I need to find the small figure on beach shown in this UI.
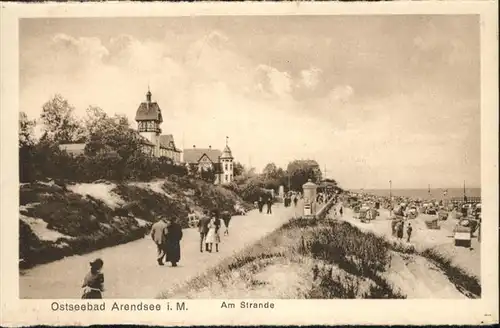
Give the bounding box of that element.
[205,211,221,252]
[165,217,183,267]
[339,206,343,217]
[198,210,211,252]
[81,258,104,299]
[151,216,169,266]
[397,221,404,239]
[406,223,413,242]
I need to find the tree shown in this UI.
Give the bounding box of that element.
[39,94,85,144]
[83,106,108,137]
[286,159,323,190]
[85,115,143,161]
[263,163,278,177]
[233,162,245,177]
[19,112,36,148]
[200,167,216,183]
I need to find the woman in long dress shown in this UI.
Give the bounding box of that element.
[204,215,221,253]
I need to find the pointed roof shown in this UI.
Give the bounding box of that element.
[159,134,182,152]
[221,136,233,159]
[135,89,163,122]
[221,145,233,159]
[183,148,222,164]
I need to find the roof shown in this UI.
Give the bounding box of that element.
[159,134,181,152]
[221,145,233,159]
[133,131,155,146]
[59,143,86,155]
[183,148,222,164]
[135,102,163,122]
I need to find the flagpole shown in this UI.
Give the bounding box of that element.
[463,180,466,202]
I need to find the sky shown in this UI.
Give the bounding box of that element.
[19,15,481,189]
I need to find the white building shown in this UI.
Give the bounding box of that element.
[182,138,235,185]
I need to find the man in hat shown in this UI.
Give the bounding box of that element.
[165,216,183,267]
[198,210,211,252]
[150,216,169,266]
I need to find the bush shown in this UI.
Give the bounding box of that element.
[19,142,188,184]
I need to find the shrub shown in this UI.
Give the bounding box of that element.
[421,248,481,298]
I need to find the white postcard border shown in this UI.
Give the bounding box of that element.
[1,1,498,326]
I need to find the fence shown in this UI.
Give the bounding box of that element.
[315,196,337,220]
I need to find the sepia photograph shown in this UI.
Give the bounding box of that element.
[1,1,498,326]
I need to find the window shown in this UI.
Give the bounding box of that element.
[230,164,233,170]
[225,174,228,182]
[225,164,228,171]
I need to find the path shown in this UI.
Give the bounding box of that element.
[20,203,301,299]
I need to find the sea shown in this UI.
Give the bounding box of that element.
[348,188,481,201]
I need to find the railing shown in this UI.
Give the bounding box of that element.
[315,196,337,220]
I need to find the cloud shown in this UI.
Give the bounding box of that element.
[19,18,480,188]
[298,66,322,90]
[328,85,354,103]
[255,64,293,99]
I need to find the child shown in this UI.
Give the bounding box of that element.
[81,258,104,299]
[204,214,221,253]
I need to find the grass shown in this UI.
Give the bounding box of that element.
[160,217,407,299]
[421,248,481,298]
[161,214,482,299]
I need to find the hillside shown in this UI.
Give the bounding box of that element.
[19,176,251,269]
[160,215,480,299]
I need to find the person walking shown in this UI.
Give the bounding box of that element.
[205,212,221,253]
[221,210,231,236]
[198,210,210,252]
[293,195,298,207]
[397,220,404,239]
[150,216,169,266]
[258,197,264,213]
[165,217,183,267]
[406,222,413,242]
[81,258,104,299]
[266,197,273,214]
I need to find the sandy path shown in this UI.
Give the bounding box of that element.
[331,204,479,298]
[20,203,300,299]
[333,205,480,278]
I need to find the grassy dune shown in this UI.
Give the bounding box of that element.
[19,177,250,269]
[160,217,481,299]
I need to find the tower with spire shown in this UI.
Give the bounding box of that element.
[135,87,162,157]
[220,136,234,184]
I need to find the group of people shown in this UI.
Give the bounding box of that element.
[330,204,343,217]
[283,192,299,208]
[197,209,230,253]
[150,215,184,267]
[257,196,274,214]
[391,219,413,242]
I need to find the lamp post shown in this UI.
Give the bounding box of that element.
[389,180,392,200]
[389,180,393,216]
